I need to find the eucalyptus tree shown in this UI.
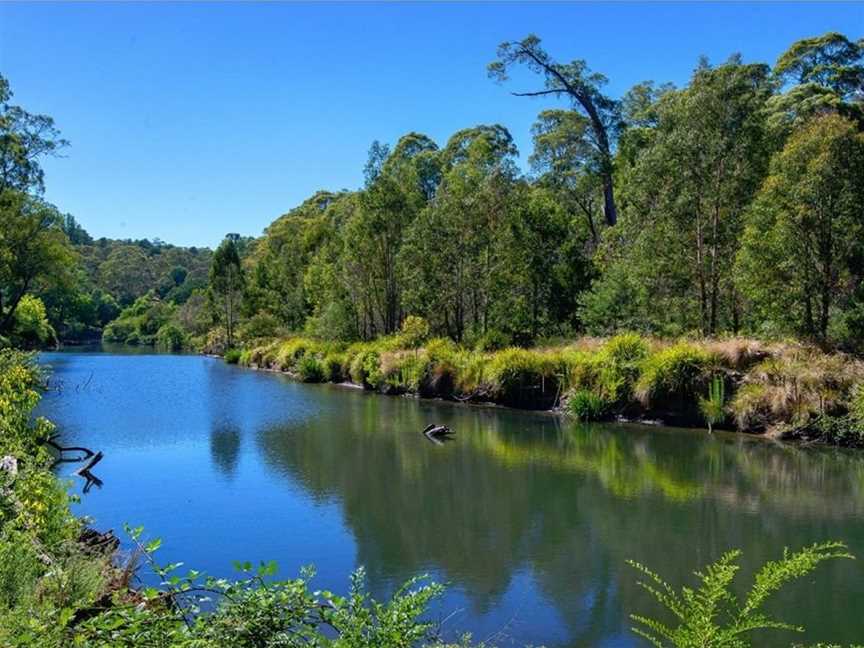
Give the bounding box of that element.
[0,190,74,336]
[767,32,864,137]
[342,133,439,337]
[98,245,155,306]
[0,74,68,194]
[736,114,864,341]
[246,190,346,330]
[210,234,244,347]
[489,35,621,226]
[399,125,522,341]
[583,57,772,335]
[530,109,603,246]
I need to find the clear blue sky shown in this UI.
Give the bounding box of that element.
[1,2,861,248]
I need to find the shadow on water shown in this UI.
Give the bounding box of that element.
[37,352,864,647]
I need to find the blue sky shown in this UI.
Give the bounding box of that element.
[1,2,861,247]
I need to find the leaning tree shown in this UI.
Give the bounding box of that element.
[489,35,622,226]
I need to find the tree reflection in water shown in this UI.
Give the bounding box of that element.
[253,391,864,646]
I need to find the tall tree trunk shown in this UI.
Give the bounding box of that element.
[708,204,721,335]
[601,172,617,227]
[695,212,708,335]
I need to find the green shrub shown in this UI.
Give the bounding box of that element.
[561,350,601,392]
[11,295,56,347]
[224,349,242,364]
[849,384,864,433]
[425,337,458,363]
[452,349,485,394]
[275,339,313,370]
[594,332,650,402]
[102,318,134,343]
[297,355,325,383]
[155,323,186,351]
[486,348,558,407]
[399,315,430,348]
[568,389,610,421]
[376,350,427,392]
[349,349,380,387]
[806,413,864,447]
[101,293,177,346]
[247,339,281,367]
[635,342,715,406]
[473,328,511,352]
[0,532,42,609]
[322,353,346,382]
[237,312,281,344]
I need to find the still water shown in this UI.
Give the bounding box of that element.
[37,351,864,647]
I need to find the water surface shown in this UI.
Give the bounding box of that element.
[38,351,864,646]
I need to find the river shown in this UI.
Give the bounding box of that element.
[37,350,864,647]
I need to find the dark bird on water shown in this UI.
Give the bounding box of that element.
[422,423,454,445]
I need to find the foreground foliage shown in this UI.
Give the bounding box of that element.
[629,541,854,647]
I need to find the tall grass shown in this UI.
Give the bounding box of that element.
[238,333,864,444]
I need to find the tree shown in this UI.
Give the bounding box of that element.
[11,294,55,347]
[775,31,864,95]
[583,58,772,335]
[0,190,74,336]
[489,35,621,226]
[767,32,864,136]
[530,109,603,245]
[736,114,864,341]
[0,74,68,194]
[343,135,438,337]
[98,245,155,305]
[210,235,244,347]
[399,125,522,341]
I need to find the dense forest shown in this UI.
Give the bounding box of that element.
[2,31,862,354]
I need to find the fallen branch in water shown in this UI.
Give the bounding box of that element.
[74,450,103,476]
[43,436,104,491]
[75,451,104,493]
[46,436,95,460]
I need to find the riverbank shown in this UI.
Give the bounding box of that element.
[236,333,864,447]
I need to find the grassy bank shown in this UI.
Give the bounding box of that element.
[238,331,864,447]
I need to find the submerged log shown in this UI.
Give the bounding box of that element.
[422,424,454,444]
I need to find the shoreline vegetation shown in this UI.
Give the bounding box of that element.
[230,328,864,448]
